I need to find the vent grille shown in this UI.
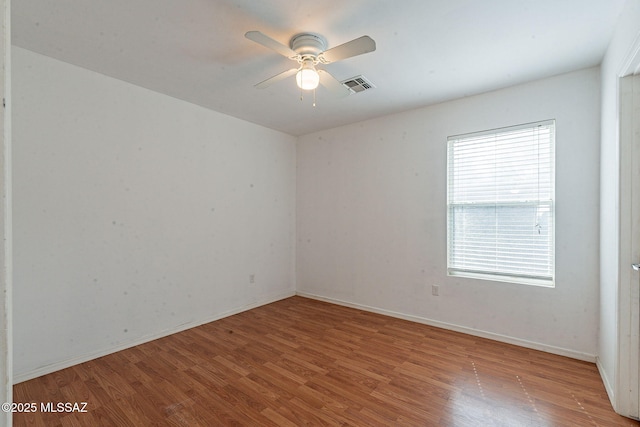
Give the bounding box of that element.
[341,75,376,94]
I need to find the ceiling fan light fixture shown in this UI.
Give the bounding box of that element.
[296,61,319,90]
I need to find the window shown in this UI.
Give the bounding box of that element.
[447,120,555,286]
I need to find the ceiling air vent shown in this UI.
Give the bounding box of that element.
[341,75,376,94]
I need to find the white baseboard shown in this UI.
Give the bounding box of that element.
[14,290,295,384]
[296,291,597,363]
[17,290,598,384]
[596,356,617,412]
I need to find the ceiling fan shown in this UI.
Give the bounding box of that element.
[245,30,376,99]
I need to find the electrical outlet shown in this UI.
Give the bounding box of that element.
[249,274,255,284]
[432,284,439,296]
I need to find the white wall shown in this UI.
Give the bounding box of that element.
[297,67,601,360]
[12,47,296,381]
[598,0,640,413]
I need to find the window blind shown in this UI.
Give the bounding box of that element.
[447,120,555,284]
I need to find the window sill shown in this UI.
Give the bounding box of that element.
[447,269,555,288]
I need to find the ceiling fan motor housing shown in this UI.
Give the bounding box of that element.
[290,33,327,58]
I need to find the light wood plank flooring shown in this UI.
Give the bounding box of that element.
[13,296,639,426]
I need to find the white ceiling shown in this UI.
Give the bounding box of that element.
[13,0,626,136]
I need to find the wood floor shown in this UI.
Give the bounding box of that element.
[13,296,639,426]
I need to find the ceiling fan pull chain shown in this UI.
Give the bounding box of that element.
[313,89,316,107]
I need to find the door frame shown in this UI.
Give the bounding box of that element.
[0,0,11,426]
[618,39,640,419]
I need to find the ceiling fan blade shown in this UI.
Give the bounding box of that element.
[319,36,376,63]
[254,68,298,89]
[318,70,351,98]
[245,31,298,59]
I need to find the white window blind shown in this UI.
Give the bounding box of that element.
[447,120,555,285]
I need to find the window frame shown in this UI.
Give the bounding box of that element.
[446,120,556,287]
